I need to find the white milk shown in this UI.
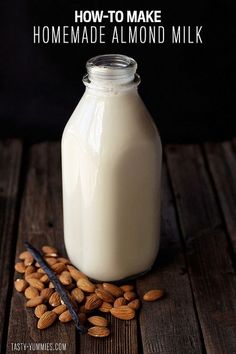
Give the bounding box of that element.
[62,54,162,281]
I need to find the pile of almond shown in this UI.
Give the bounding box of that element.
[14,245,164,338]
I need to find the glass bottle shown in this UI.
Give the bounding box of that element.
[62,54,162,281]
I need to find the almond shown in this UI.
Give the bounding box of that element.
[49,292,61,307]
[88,326,110,338]
[59,271,72,285]
[40,274,49,283]
[24,255,34,266]
[114,297,127,308]
[25,272,43,280]
[95,288,115,303]
[110,306,135,320]
[120,284,134,292]
[42,245,58,254]
[19,251,32,260]
[44,257,58,266]
[123,291,137,301]
[24,286,39,299]
[71,288,85,303]
[41,288,54,301]
[49,282,55,288]
[88,316,108,327]
[77,278,95,293]
[15,262,26,273]
[57,257,71,265]
[27,278,44,291]
[14,279,28,292]
[85,294,102,311]
[52,304,67,315]
[37,311,57,329]
[67,265,88,281]
[25,265,36,276]
[26,295,44,307]
[37,267,45,274]
[51,262,66,274]
[143,289,164,302]
[59,310,72,323]
[35,304,47,318]
[99,302,113,313]
[103,283,123,297]
[128,299,141,310]
[44,252,58,258]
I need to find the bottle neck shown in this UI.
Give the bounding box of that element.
[83,54,140,92]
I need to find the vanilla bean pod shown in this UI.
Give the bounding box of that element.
[24,241,86,333]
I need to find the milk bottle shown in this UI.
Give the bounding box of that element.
[62,54,162,281]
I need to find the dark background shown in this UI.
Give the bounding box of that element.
[0,0,235,143]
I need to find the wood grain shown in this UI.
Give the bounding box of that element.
[0,140,22,352]
[6,143,76,354]
[166,144,236,354]
[4,140,236,354]
[136,163,203,354]
[204,140,236,253]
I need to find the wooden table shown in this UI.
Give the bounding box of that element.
[0,139,236,354]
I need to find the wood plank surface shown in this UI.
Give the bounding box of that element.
[6,143,76,354]
[0,140,22,353]
[204,140,236,253]
[166,144,236,354]
[4,140,236,354]
[136,163,204,354]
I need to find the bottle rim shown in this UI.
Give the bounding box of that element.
[83,54,140,89]
[86,54,137,71]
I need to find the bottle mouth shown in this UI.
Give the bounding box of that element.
[87,54,137,70]
[83,54,140,89]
